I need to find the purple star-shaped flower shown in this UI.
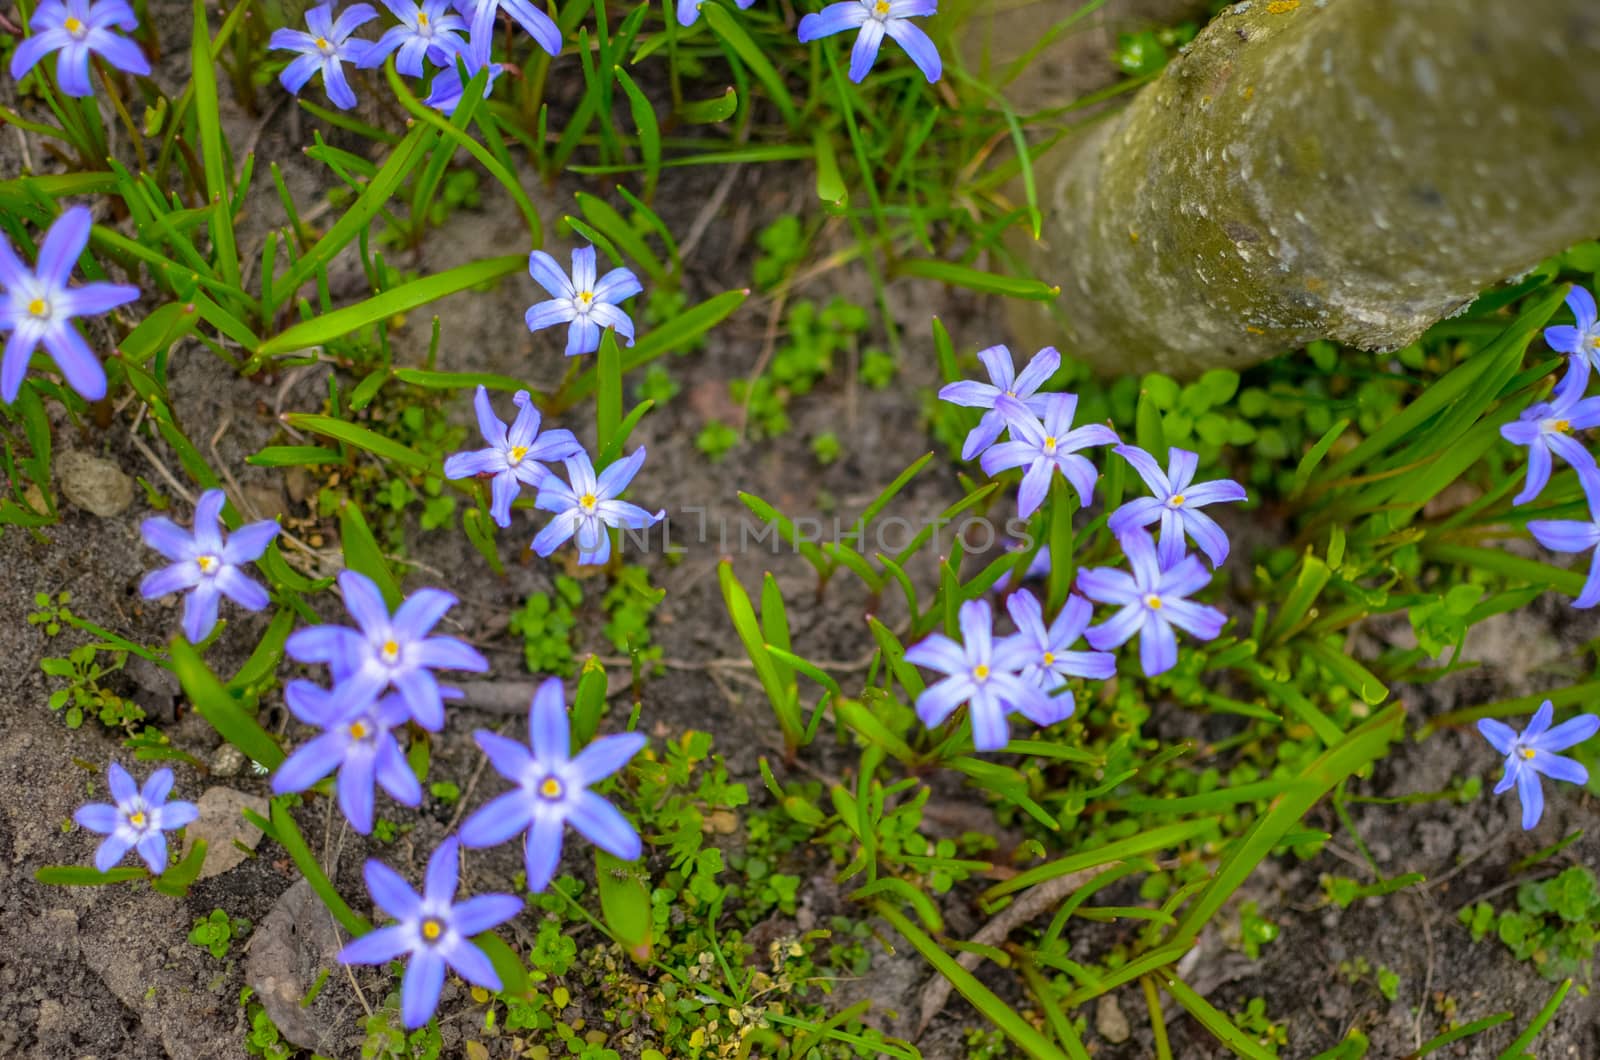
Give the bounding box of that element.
[459,677,647,892]
[268,2,377,110]
[1478,700,1600,830]
[797,0,941,83]
[1544,285,1600,394]
[1002,590,1115,723]
[1500,368,1600,506]
[0,205,138,403]
[1107,445,1248,567]
[443,385,581,527]
[980,393,1119,519]
[421,39,502,114]
[10,0,151,97]
[524,245,643,358]
[359,0,468,76]
[286,570,488,731]
[532,447,663,566]
[1077,529,1226,677]
[903,598,1048,751]
[1528,480,1600,609]
[73,762,198,874]
[139,488,280,643]
[338,837,522,1029]
[272,682,421,835]
[937,344,1059,461]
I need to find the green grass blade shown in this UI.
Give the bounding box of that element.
[259,254,523,356]
[170,637,285,769]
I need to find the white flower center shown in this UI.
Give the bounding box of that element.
[574,290,595,314]
[1168,493,1186,508]
[1144,594,1163,610]
[507,445,529,465]
[1543,418,1572,435]
[579,492,598,512]
[380,638,402,664]
[26,296,51,320]
[196,554,220,575]
[347,717,373,742]
[1041,436,1058,455]
[315,35,334,54]
[871,0,891,19]
[971,663,990,682]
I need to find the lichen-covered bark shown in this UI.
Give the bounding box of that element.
[1020,0,1600,376]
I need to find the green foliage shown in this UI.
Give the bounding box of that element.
[508,577,582,677]
[41,644,139,732]
[189,908,251,959]
[1460,865,1600,981]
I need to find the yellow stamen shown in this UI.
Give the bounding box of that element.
[1171,494,1186,506]
[314,35,331,50]
[580,492,597,510]
[1520,748,1537,759]
[27,298,47,317]
[64,16,84,33]
[196,555,217,574]
[421,918,443,941]
[349,720,369,740]
[507,445,529,464]
[873,0,890,14]
[972,664,990,681]
[1042,436,1058,453]
[1591,336,1600,348]
[416,10,429,25]
[1145,594,1163,610]
[129,811,146,828]
[539,776,563,799]
[382,639,400,661]
[576,290,595,306]
[1041,652,1056,665]
[1553,420,1572,433]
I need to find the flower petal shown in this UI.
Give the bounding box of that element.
[523,810,565,892]
[529,678,571,762]
[797,0,868,42]
[567,790,641,858]
[364,859,423,920]
[400,949,446,1029]
[572,731,646,786]
[460,789,534,848]
[339,923,414,965]
[451,893,523,937]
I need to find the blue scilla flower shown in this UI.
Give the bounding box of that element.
[1077,529,1225,677]
[981,393,1119,519]
[676,0,753,26]
[272,682,421,835]
[443,385,581,527]
[459,677,646,892]
[10,0,150,97]
[73,762,198,874]
[525,245,643,358]
[937,344,1059,461]
[422,41,502,114]
[1002,590,1115,724]
[359,0,468,76]
[0,205,138,403]
[286,571,488,731]
[532,448,663,566]
[1545,286,1600,393]
[140,488,280,644]
[269,2,377,110]
[453,0,560,56]
[1478,701,1600,830]
[797,0,941,83]
[903,598,1048,751]
[1527,484,1600,609]
[1500,369,1600,506]
[1107,445,1247,568]
[339,837,522,1029]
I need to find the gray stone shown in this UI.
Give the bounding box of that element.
[55,450,133,517]
[182,786,269,880]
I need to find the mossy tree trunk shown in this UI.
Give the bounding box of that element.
[1023,0,1600,376]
